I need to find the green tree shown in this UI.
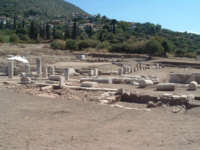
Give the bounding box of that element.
[29,21,35,39]
[64,24,70,39]
[46,23,51,39]
[161,40,173,57]
[110,19,117,34]
[145,39,164,58]
[66,39,78,50]
[13,15,17,30]
[52,25,56,39]
[39,24,45,39]
[29,21,39,40]
[80,32,88,40]
[22,19,25,28]
[0,21,3,29]
[85,25,93,37]
[72,18,77,39]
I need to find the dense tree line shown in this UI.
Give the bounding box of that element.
[0,14,200,59]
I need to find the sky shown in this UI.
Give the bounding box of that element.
[66,0,200,34]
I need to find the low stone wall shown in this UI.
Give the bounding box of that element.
[158,61,200,69]
[170,73,200,84]
[120,92,200,107]
[121,93,158,104]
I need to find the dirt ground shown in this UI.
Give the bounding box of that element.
[1,43,200,150]
[0,88,200,150]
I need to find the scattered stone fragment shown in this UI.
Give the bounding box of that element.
[139,79,153,88]
[64,68,70,80]
[59,76,65,89]
[21,76,32,84]
[49,75,62,81]
[188,81,198,91]
[147,101,157,108]
[36,58,42,77]
[25,63,31,74]
[157,83,175,91]
[94,68,99,76]
[40,85,53,91]
[48,65,55,76]
[8,61,14,79]
[81,81,98,88]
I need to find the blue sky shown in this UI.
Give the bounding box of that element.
[66,0,200,34]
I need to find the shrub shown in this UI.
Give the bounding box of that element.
[184,52,196,58]
[96,41,110,49]
[79,32,88,40]
[53,31,64,39]
[78,40,90,50]
[175,50,184,57]
[0,36,5,43]
[145,39,164,56]
[175,50,196,58]
[65,39,78,50]
[51,40,66,50]
[123,41,146,53]
[78,40,99,50]
[10,34,19,43]
[196,50,200,55]
[109,43,124,52]
[87,40,99,48]
[109,41,146,53]
[18,34,30,42]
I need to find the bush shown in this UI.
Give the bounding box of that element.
[10,34,19,43]
[79,32,88,40]
[123,41,146,53]
[0,35,5,43]
[53,31,64,39]
[18,34,30,42]
[65,39,78,50]
[175,50,196,58]
[96,41,110,49]
[109,41,146,53]
[196,50,200,55]
[51,40,66,50]
[184,52,196,58]
[145,39,164,56]
[87,40,99,48]
[78,39,99,50]
[109,43,124,52]
[78,40,90,50]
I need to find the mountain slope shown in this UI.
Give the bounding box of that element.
[0,0,89,19]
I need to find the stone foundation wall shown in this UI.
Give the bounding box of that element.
[170,73,200,84]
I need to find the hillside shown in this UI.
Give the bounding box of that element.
[0,1,200,57]
[0,0,89,19]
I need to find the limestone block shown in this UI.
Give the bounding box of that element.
[188,81,198,91]
[157,83,175,91]
[139,79,153,88]
[81,81,98,88]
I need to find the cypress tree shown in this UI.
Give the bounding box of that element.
[0,21,3,29]
[39,24,45,39]
[52,25,56,39]
[46,23,51,39]
[13,15,17,30]
[111,19,117,34]
[29,21,38,40]
[29,21,34,39]
[71,18,77,39]
[64,24,70,39]
[22,19,25,28]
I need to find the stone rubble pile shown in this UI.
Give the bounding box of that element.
[120,91,200,107]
